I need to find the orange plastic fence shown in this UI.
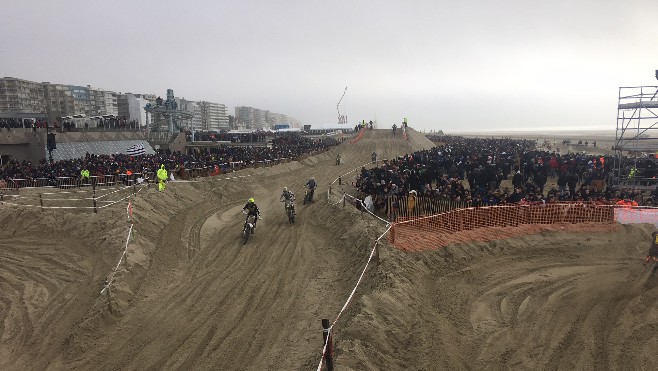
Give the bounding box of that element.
[389,203,616,251]
[350,129,366,144]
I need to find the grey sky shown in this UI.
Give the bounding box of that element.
[2,0,657,132]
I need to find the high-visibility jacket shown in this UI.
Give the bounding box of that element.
[157,165,168,181]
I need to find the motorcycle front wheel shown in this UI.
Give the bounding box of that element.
[242,227,249,245]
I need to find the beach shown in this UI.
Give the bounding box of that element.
[1,128,656,370]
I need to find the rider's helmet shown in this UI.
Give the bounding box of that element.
[248,198,255,203]
[283,187,287,192]
[310,177,315,181]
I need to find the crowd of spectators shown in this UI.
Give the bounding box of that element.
[356,135,649,211]
[0,135,339,186]
[1,118,49,130]
[61,117,140,132]
[185,130,267,143]
[1,117,139,132]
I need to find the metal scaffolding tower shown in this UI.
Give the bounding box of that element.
[144,89,194,133]
[612,84,658,189]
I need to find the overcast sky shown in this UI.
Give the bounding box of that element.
[2,0,657,132]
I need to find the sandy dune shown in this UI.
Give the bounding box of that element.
[1,129,656,371]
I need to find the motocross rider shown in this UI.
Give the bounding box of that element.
[280,187,295,214]
[306,177,317,201]
[242,198,261,232]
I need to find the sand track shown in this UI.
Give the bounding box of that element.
[1,129,656,370]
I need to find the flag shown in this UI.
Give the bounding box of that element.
[127,143,146,156]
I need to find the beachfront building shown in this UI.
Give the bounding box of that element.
[0,77,47,118]
[235,106,300,130]
[199,101,229,131]
[0,77,125,124]
[118,93,152,127]
[177,97,229,131]
[42,82,77,122]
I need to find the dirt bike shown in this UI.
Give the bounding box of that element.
[281,198,295,224]
[241,211,258,245]
[303,188,315,205]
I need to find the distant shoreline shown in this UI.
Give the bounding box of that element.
[444,130,616,139]
[434,129,618,155]
[444,129,616,140]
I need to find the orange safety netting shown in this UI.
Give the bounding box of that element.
[388,203,617,252]
[350,129,366,144]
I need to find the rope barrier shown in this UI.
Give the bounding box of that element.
[342,193,390,225]
[316,224,392,371]
[330,161,375,188]
[101,223,133,295]
[330,193,346,206]
[95,186,133,200]
[98,186,146,209]
[316,179,393,370]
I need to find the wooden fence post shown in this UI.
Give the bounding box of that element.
[339,176,342,185]
[92,187,98,214]
[322,319,334,371]
[39,194,44,212]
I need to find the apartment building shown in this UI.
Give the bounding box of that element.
[235,106,299,130]
[42,82,76,122]
[235,106,268,130]
[204,101,229,131]
[178,98,228,131]
[42,83,119,121]
[118,93,152,127]
[0,77,46,116]
[1,77,123,123]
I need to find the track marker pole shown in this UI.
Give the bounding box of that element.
[322,319,334,371]
[93,188,98,214]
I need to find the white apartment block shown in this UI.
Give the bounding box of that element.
[235,106,299,130]
[177,97,228,131]
[42,82,77,121]
[204,101,229,131]
[0,77,46,115]
[235,106,267,130]
[118,93,151,127]
[1,76,234,131]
